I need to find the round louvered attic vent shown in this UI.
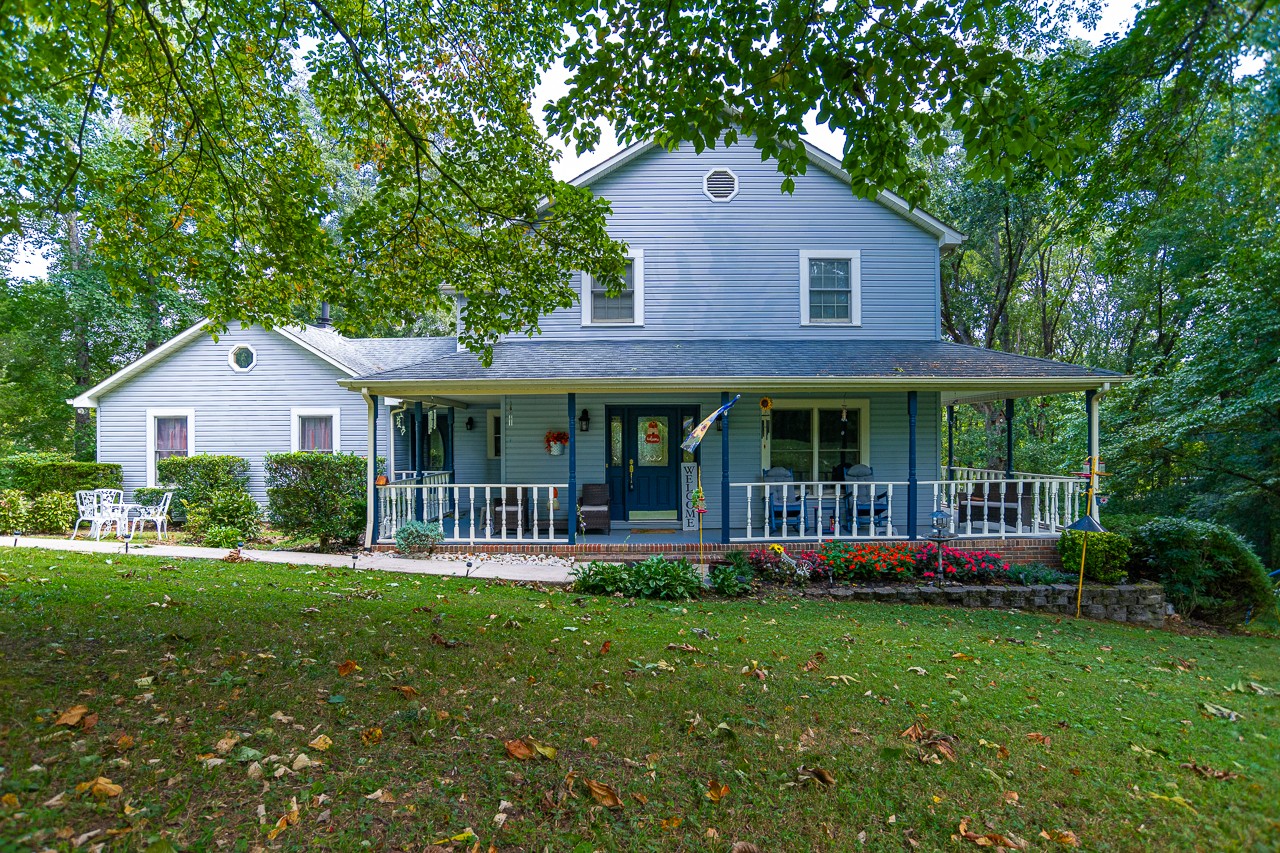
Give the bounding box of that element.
[702,168,739,202]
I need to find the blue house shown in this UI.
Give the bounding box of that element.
[74,136,1125,550]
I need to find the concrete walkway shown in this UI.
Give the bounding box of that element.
[2,536,575,583]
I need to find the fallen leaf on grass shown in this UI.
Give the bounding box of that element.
[504,739,536,760]
[365,788,396,803]
[76,776,123,798]
[583,736,599,749]
[587,779,623,809]
[1026,732,1052,748]
[1039,829,1081,846]
[361,727,382,746]
[799,766,836,787]
[730,843,761,853]
[115,734,136,752]
[309,734,333,751]
[632,792,649,804]
[954,817,1028,850]
[1201,702,1242,721]
[952,653,977,661]
[215,734,239,754]
[801,659,822,672]
[1148,792,1198,814]
[265,797,300,841]
[825,674,860,684]
[391,685,419,698]
[907,666,928,676]
[431,828,477,845]
[740,660,768,680]
[1226,679,1276,696]
[430,633,461,648]
[706,779,730,802]
[1180,762,1239,781]
[336,659,361,677]
[55,705,91,727]
[661,815,682,831]
[599,641,612,655]
[1,793,17,808]
[979,739,1010,760]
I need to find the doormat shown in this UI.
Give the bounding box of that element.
[630,529,679,535]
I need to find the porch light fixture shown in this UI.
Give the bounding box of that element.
[465,417,475,431]
[579,409,590,432]
[507,401,514,427]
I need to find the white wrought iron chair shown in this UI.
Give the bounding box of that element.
[93,489,127,539]
[131,492,173,540]
[71,490,102,539]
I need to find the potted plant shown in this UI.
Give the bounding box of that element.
[545,430,570,456]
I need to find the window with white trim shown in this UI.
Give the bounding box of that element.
[146,409,194,487]
[291,408,341,453]
[583,249,644,325]
[228,344,256,372]
[487,409,502,459]
[762,401,869,481]
[800,250,861,326]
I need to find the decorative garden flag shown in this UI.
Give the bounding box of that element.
[681,394,740,453]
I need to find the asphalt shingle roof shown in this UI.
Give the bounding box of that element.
[348,338,1124,383]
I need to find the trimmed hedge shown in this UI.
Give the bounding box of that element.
[0,453,122,497]
[264,452,366,550]
[185,488,262,541]
[1058,530,1132,584]
[1130,518,1274,625]
[155,455,251,524]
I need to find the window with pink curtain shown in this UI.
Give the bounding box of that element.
[299,416,334,452]
[155,416,189,465]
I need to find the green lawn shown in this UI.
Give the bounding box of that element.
[0,548,1277,852]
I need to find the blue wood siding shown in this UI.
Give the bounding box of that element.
[524,140,941,341]
[96,324,374,503]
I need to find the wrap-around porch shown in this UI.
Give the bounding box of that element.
[363,389,1108,549]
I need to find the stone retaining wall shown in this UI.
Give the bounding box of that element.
[794,582,1166,627]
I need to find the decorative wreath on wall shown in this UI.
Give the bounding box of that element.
[759,397,773,412]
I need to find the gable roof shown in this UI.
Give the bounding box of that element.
[67,320,455,408]
[559,138,965,248]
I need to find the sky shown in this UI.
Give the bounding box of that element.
[3,1,1185,278]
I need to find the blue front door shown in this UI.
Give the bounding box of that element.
[605,406,685,522]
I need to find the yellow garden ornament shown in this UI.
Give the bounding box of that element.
[759,396,772,411]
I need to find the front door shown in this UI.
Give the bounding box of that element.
[605,406,690,522]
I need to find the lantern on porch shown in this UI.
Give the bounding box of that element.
[925,505,958,588]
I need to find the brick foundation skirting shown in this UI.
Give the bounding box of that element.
[375,535,1064,569]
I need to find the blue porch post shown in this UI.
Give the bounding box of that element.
[370,395,380,548]
[567,393,577,545]
[444,408,455,528]
[721,391,731,544]
[907,391,918,540]
[413,402,424,522]
[946,405,956,480]
[1005,398,1015,477]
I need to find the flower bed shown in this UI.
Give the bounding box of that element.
[817,541,1013,585]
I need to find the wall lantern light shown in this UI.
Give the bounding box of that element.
[578,408,591,432]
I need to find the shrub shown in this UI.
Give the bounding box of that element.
[1058,530,1131,584]
[203,525,246,549]
[395,520,444,554]
[26,491,77,534]
[710,557,754,596]
[132,487,170,507]
[571,556,702,600]
[0,489,29,534]
[1131,518,1274,625]
[264,453,366,550]
[1010,562,1074,586]
[745,547,783,580]
[570,561,632,596]
[156,455,251,524]
[0,453,122,497]
[185,488,262,541]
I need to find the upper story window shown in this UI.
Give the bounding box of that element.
[583,249,645,326]
[291,408,340,453]
[228,344,256,372]
[800,250,862,326]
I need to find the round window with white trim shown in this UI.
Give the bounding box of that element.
[228,344,257,372]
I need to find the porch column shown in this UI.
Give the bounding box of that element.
[721,391,731,544]
[1086,389,1100,520]
[365,394,379,549]
[907,391,918,540]
[567,393,577,546]
[946,405,955,480]
[444,408,455,525]
[1005,398,1015,477]
[413,402,424,522]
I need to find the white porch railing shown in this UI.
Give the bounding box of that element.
[734,480,900,543]
[948,466,1068,482]
[931,477,1085,537]
[377,482,568,544]
[732,476,1085,543]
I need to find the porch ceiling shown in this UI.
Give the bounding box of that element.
[339,338,1129,397]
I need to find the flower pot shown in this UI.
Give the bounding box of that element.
[548,442,565,456]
